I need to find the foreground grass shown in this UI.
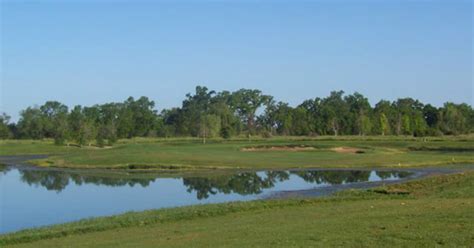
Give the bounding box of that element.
[2,172,473,247]
[1,136,473,170]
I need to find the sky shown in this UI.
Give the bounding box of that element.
[1,0,472,122]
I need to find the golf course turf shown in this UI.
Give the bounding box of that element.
[0,136,473,171]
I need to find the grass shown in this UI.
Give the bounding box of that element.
[1,136,473,170]
[2,171,473,247]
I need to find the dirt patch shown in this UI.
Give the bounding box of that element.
[331,147,365,154]
[241,146,315,152]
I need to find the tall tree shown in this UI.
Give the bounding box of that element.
[345,92,372,135]
[320,91,349,136]
[231,89,273,139]
[17,107,45,139]
[39,101,70,144]
[181,86,216,136]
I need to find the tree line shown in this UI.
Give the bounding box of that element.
[0,86,472,146]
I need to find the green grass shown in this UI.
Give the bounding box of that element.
[2,171,473,247]
[1,136,473,170]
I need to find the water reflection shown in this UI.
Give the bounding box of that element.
[184,171,290,200]
[376,171,412,179]
[1,167,413,234]
[19,170,157,192]
[16,168,411,198]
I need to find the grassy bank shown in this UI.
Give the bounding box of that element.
[1,136,473,170]
[2,171,473,247]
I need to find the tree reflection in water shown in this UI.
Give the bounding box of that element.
[17,169,411,198]
[19,170,157,192]
[183,171,290,200]
[291,170,371,184]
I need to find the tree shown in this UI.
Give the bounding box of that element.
[299,98,324,135]
[127,96,157,137]
[401,114,411,135]
[439,103,468,135]
[96,103,119,145]
[345,92,372,135]
[379,113,390,136]
[320,91,350,136]
[69,106,97,146]
[291,107,310,135]
[373,100,394,135]
[423,104,439,128]
[199,114,221,144]
[53,112,70,145]
[210,91,240,138]
[68,105,84,145]
[97,122,117,147]
[39,101,69,139]
[392,98,424,136]
[412,111,427,137]
[78,120,97,147]
[231,89,273,139]
[262,101,293,135]
[116,104,134,138]
[0,113,12,139]
[181,86,216,137]
[17,107,45,139]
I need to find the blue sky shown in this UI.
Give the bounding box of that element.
[1,0,472,121]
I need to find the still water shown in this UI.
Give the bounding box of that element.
[0,165,412,234]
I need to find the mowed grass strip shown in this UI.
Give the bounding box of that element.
[2,172,473,247]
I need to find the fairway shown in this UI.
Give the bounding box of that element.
[1,136,473,171]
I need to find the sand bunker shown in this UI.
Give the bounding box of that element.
[241,146,315,152]
[331,147,364,154]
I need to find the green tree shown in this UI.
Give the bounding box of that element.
[412,111,427,137]
[97,122,117,147]
[78,120,97,147]
[0,113,13,139]
[68,106,97,146]
[345,92,372,135]
[320,91,350,136]
[39,101,69,138]
[439,103,468,135]
[379,113,390,136]
[53,112,70,145]
[291,107,310,135]
[17,107,45,139]
[231,89,273,139]
[127,96,157,137]
[298,98,324,135]
[199,114,221,144]
[181,86,216,137]
[401,114,411,135]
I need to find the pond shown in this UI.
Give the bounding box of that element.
[0,162,415,234]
